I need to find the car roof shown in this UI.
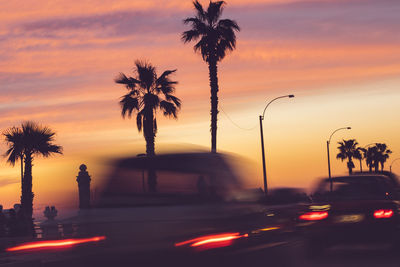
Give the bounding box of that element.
[322,174,394,183]
[113,152,237,176]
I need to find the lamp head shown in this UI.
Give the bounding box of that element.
[288,94,295,98]
[347,127,351,129]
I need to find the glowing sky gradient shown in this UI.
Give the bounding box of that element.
[1,0,400,210]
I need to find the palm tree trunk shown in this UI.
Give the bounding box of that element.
[144,109,155,156]
[144,109,157,192]
[20,155,23,199]
[374,161,379,172]
[208,59,219,153]
[22,153,33,219]
[359,158,362,173]
[21,152,34,235]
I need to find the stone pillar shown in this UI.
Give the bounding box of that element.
[76,164,91,209]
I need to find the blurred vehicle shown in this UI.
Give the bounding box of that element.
[267,188,311,205]
[297,173,400,256]
[2,153,288,266]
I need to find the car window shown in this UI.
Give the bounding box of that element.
[95,168,234,207]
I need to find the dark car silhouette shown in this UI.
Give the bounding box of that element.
[297,173,400,256]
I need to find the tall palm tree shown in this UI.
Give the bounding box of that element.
[374,143,392,172]
[3,122,62,222]
[182,0,240,153]
[115,61,181,191]
[336,139,359,175]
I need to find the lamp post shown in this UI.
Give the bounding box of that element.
[390,158,400,173]
[327,127,351,192]
[259,94,295,195]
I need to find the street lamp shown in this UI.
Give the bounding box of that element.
[259,94,295,195]
[327,127,351,191]
[390,158,400,173]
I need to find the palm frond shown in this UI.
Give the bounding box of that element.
[165,94,181,108]
[21,122,60,156]
[120,93,139,118]
[193,0,206,20]
[135,60,156,90]
[114,73,141,90]
[194,36,209,61]
[206,1,225,25]
[160,101,178,118]
[155,69,177,95]
[2,126,24,165]
[136,111,143,132]
[217,19,240,31]
[182,29,201,43]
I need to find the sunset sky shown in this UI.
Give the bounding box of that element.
[1,0,400,211]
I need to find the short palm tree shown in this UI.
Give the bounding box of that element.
[115,61,181,192]
[336,139,359,175]
[3,121,62,222]
[182,0,240,153]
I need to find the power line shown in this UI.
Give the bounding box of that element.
[219,107,258,131]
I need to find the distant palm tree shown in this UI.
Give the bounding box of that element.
[3,122,62,222]
[336,139,359,175]
[354,147,365,172]
[182,0,240,153]
[365,146,377,172]
[374,143,392,172]
[115,61,181,191]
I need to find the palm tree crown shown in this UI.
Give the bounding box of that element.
[182,0,240,63]
[115,60,181,156]
[182,0,240,153]
[336,139,359,175]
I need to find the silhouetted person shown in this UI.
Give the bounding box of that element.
[0,205,6,237]
[77,164,91,209]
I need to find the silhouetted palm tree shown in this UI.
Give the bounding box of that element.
[115,61,181,192]
[3,122,62,222]
[115,60,181,156]
[374,143,392,172]
[354,147,365,172]
[336,139,359,175]
[365,146,377,172]
[182,0,240,153]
